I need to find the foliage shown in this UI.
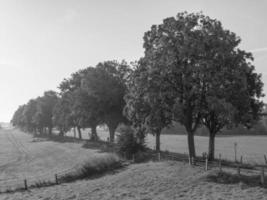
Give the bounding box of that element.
[140,11,264,159]
[82,60,132,142]
[37,91,58,134]
[52,93,73,136]
[117,126,146,157]
[60,154,122,182]
[11,91,58,135]
[58,67,103,140]
[11,11,265,162]
[124,59,173,152]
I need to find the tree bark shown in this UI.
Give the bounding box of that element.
[48,126,52,135]
[109,126,117,143]
[34,128,37,136]
[91,125,98,141]
[39,127,43,135]
[187,131,196,158]
[155,131,161,152]
[77,126,82,139]
[107,122,118,143]
[73,127,77,138]
[59,129,64,137]
[208,132,216,161]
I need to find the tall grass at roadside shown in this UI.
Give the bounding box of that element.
[60,154,123,182]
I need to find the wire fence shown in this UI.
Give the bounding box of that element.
[151,150,267,185]
[0,150,266,193]
[1,129,267,193]
[0,164,79,193]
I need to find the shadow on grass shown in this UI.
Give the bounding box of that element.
[60,154,125,183]
[31,134,117,154]
[206,171,267,188]
[32,134,89,144]
[82,140,117,153]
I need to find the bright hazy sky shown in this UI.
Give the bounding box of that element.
[0,0,267,122]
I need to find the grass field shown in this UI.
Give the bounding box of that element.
[0,127,266,199]
[66,127,267,165]
[3,161,267,200]
[0,128,110,188]
[146,134,267,164]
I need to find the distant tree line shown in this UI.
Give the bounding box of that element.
[12,12,264,161]
[12,61,131,143]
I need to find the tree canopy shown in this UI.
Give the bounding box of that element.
[139,12,264,159]
[11,12,265,162]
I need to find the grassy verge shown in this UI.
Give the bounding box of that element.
[0,154,124,194]
[206,170,267,188]
[59,154,123,183]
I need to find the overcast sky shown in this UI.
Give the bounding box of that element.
[0,0,267,122]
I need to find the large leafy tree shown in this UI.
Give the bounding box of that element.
[23,99,38,134]
[141,11,264,159]
[72,88,103,140]
[53,93,73,136]
[59,67,103,140]
[58,70,87,138]
[11,104,26,129]
[36,91,58,135]
[82,60,131,142]
[202,51,264,160]
[125,59,173,152]
[143,12,209,158]
[12,91,58,135]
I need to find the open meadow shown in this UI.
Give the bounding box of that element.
[66,127,267,165]
[0,127,267,200]
[0,128,111,191]
[2,161,267,200]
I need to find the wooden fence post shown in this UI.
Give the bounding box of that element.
[237,165,240,176]
[24,179,28,190]
[260,167,265,185]
[55,174,58,184]
[234,142,237,163]
[205,155,208,171]
[264,155,267,164]
[219,154,222,172]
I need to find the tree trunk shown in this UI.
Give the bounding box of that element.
[77,126,82,139]
[155,131,160,152]
[48,126,52,135]
[73,127,77,138]
[208,132,216,161]
[109,128,115,143]
[187,131,196,159]
[107,123,118,143]
[109,126,117,143]
[91,125,98,141]
[59,129,64,137]
[39,127,43,135]
[34,128,37,136]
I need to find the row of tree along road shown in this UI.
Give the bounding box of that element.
[12,12,264,161]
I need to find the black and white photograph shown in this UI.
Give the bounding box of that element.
[0,0,267,199]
